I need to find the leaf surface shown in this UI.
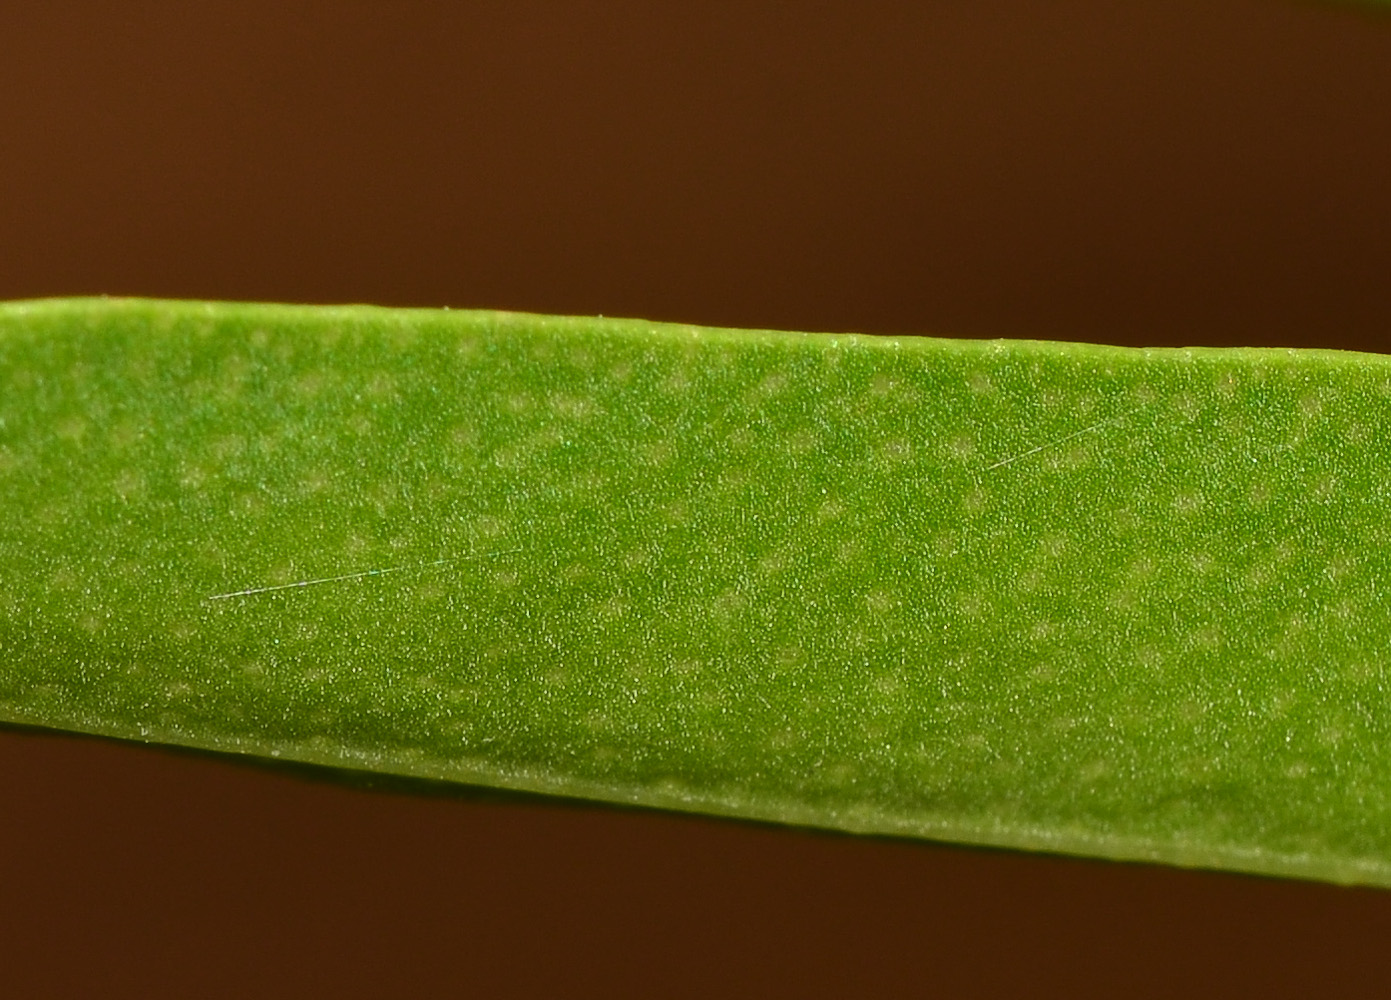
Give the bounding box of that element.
[3,297,1390,886]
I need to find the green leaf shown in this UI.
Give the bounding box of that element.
[3,297,1391,887]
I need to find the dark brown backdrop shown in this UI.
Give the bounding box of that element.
[3,2,1391,997]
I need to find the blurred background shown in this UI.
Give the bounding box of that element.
[3,2,1391,996]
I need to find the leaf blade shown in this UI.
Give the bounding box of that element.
[3,297,1390,885]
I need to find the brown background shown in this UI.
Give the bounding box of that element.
[3,2,1391,996]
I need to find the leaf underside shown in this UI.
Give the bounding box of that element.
[3,298,1391,887]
